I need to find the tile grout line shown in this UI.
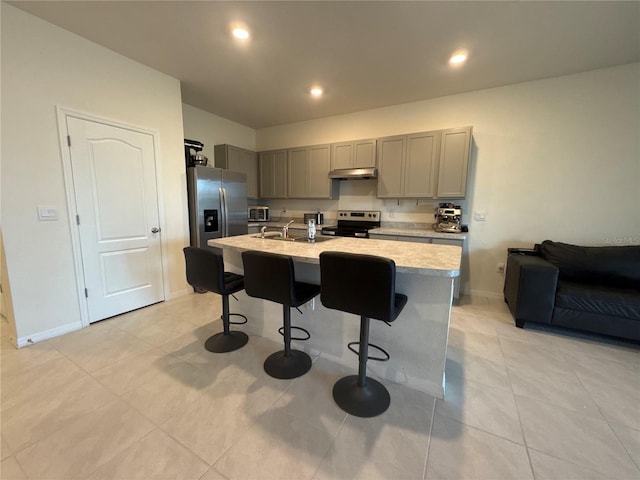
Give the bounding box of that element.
[308,410,349,480]
[496,332,537,479]
[421,394,437,480]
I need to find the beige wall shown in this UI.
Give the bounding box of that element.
[182,104,256,162]
[256,64,640,296]
[1,4,188,343]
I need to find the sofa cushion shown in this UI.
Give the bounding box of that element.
[555,281,640,321]
[540,241,640,288]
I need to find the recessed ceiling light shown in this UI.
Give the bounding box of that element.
[232,27,250,40]
[449,51,468,65]
[310,87,324,97]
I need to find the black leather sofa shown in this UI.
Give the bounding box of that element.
[503,240,640,341]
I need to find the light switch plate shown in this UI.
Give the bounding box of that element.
[37,206,59,221]
[474,210,487,222]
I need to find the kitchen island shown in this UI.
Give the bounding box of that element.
[208,234,461,398]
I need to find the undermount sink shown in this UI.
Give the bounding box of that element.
[253,234,334,243]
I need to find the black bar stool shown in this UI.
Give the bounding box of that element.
[183,247,249,353]
[319,251,407,417]
[241,250,320,379]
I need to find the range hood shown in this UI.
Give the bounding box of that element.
[328,167,377,180]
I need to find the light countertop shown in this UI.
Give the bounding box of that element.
[209,234,461,277]
[249,221,334,229]
[369,227,468,240]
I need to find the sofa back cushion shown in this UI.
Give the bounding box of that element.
[540,241,640,289]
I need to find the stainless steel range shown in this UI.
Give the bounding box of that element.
[321,210,381,238]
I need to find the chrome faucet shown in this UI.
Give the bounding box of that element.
[282,220,295,238]
[260,225,267,238]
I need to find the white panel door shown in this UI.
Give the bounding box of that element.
[67,117,164,322]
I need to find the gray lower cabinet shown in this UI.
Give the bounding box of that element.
[330,138,377,170]
[214,144,259,199]
[259,149,287,199]
[377,126,472,199]
[287,144,332,199]
[369,233,463,298]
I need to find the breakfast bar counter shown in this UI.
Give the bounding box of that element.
[209,234,462,398]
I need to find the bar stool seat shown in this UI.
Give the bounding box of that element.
[242,250,320,379]
[320,251,407,417]
[183,247,249,353]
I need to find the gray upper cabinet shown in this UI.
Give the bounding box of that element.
[437,127,472,198]
[214,144,259,199]
[330,138,377,170]
[404,131,441,197]
[287,144,332,198]
[377,126,472,199]
[259,149,287,199]
[287,147,308,198]
[377,135,405,198]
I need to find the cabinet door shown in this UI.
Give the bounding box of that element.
[259,151,274,198]
[259,150,287,199]
[354,139,376,168]
[396,235,432,244]
[331,142,353,170]
[437,127,472,198]
[404,131,440,197]
[226,146,258,199]
[307,144,332,198]
[376,135,405,198]
[241,149,259,199]
[288,147,308,198]
[431,238,464,247]
[369,234,397,240]
[272,150,288,198]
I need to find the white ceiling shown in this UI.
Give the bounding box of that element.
[10,1,640,129]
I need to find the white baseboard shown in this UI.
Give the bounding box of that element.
[462,289,504,301]
[16,320,83,348]
[169,288,193,300]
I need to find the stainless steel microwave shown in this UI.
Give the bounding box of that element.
[248,206,269,221]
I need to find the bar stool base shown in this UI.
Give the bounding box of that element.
[204,331,249,353]
[332,375,390,417]
[264,350,312,379]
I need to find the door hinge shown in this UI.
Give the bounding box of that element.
[76,215,80,225]
[67,135,71,147]
[84,288,88,298]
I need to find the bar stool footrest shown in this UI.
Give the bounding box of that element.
[227,313,248,325]
[347,341,390,362]
[278,325,311,341]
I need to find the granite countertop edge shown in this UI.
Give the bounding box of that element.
[210,235,461,277]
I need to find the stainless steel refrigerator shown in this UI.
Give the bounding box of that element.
[187,166,248,249]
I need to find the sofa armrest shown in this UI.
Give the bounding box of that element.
[504,254,559,327]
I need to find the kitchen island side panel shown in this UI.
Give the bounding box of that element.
[219,246,453,398]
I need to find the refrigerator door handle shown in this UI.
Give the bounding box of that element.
[219,187,228,237]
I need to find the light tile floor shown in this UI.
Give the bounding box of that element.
[1,293,638,479]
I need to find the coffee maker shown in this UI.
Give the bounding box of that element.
[184,139,206,168]
[434,203,462,233]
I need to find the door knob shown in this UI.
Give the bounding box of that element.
[151,227,161,233]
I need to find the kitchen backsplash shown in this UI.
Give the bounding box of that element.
[248,177,469,224]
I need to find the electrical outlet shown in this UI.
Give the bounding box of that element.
[497,262,505,274]
[389,210,396,218]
